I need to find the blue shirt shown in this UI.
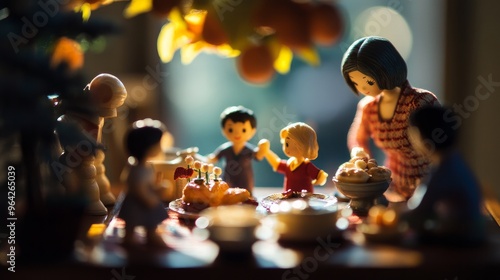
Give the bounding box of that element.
[213,142,258,193]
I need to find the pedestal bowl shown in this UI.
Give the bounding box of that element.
[332,178,391,216]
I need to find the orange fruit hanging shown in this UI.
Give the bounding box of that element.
[251,0,281,32]
[258,0,311,50]
[201,11,229,46]
[152,0,181,17]
[309,3,343,46]
[236,44,275,85]
[185,9,207,36]
[279,2,311,50]
[50,37,84,71]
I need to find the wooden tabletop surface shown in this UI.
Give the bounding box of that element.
[4,185,500,279]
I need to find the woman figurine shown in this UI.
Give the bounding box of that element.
[118,119,168,248]
[260,122,328,193]
[341,36,440,201]
[401,106,486,246]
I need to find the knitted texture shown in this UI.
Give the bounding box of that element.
[348,80,440,199]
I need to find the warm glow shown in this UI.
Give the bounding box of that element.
[382,209,397,226]
[354,6,413,60]
[185,155,194,166]
[123,0,152,18]
[193,160,202,170]
[184,9,207,35]
[87,223,106,238]
[50,37,84,71]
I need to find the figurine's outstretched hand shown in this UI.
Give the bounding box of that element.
[256,139,270,160]
[258,139,280,170]
[312,170,329,186]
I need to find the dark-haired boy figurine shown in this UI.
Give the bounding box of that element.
[207,106,268,194]
[401,105,486,246]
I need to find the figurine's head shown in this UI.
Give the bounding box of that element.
[408,105,458,157]
[280,122,319,160]
[125,118,166,163]
[86,73,127,118]
[341,36,407,95]
[220,106,257,145]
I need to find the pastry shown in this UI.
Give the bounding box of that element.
[336,168,370,183]
[181,179,211,205]
[209,180,230,206]
[349,156,368,163]
[220,188,251,205]
[180,178,255,212]
[334,147,391,183]
[350,147,370,159]
[368,166,392,182]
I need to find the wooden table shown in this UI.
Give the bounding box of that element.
[5,186,500,280]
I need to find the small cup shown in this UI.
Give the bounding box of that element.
[271,198,340,243]
[197,205,261,254]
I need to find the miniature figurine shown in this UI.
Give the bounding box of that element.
[259,122,328,193]
[57,73,127,215]
[207,105,268,194]
[56,74,125,215]
[341,36,440,202]
[120,119,180,202]
[57,132,106,215]
[118,118,169,248]
[87,73,128,206]
[400,106,486,246]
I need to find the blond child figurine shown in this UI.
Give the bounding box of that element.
[259,122,328,193]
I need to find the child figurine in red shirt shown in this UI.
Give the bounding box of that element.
[260,122,328,193]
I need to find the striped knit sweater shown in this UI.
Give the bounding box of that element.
[348,80,440,200]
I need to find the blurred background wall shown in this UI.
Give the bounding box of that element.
[445,0,500,198]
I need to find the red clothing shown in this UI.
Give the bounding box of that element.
[348,80,440,199]
[277,160,321,193]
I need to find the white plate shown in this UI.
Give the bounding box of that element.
[260,192,332,211]
[168,198,202,220]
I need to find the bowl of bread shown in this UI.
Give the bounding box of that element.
[332,148,391,215]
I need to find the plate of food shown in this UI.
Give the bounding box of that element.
[168,198,203,220]
[169,178,259,220]
[260,189,334,211]
[168,197,259,221]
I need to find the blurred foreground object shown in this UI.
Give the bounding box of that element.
[402,105,486,246]
[87,73,127,207]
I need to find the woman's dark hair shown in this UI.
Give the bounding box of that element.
[409,105,458,151]
[220,105,256,128]
[125,119,165,161]
[341,36,408,95]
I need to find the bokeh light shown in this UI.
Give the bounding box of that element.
[353,6,413,60]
